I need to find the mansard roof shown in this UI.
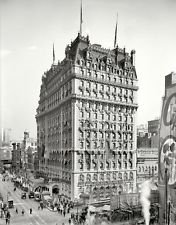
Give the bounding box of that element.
[40,33,137,88]
[68,33,134,66]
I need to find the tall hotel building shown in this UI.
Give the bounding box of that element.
[36,33,138,201]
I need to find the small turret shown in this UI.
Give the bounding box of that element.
[131,49,136,66]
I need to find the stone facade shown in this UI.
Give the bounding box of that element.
[36,34,138,201]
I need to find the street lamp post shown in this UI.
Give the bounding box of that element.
[165,166,168,225]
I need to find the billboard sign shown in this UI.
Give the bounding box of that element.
[159,74,176,224]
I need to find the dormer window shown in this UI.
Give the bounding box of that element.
[87,62,91,68]
[87,52,91,58]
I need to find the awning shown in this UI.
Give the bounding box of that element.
[102,205,111,211]
[43,195,52,201]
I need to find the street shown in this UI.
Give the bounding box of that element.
[0,174,71,225]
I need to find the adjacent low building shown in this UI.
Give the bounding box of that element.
[137,148,158,190]
[136,119,159,191]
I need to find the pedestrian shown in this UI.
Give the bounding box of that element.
[6,211,10,225]
[63,210,66,217]
[68,218,71,225]
[22,209,24,215]
[15,208,18,214]
[67,206,70,213]
[38,205,40,210]
[29,208,32,214]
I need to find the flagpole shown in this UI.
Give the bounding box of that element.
[114,13,118,48]
[80,0,83,35]
[53,43,55,65]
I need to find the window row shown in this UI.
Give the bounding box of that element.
[79,112,134,122]
[138,165,157,173]
[79,121,133,131]
[47,81,72,109]
[79,140,133,150]
[79,81,134,95]
[77,102,135,114]
[77,60,135,79]
[78,159,133,170]
[79,130,133,140]
[79,89,134,103]
[78,171,134,183]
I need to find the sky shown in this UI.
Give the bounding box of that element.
[1,0,176,140]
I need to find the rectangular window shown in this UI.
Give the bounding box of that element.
[80,142,84,149]
[87,132,90,138]
[80,132,83,138]
[94,113,97,119]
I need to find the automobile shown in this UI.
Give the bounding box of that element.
[8,199,14,208]
[34,192,41,201]
[28,191,35,199]
[22,186,28,192]
[21,192,27,199]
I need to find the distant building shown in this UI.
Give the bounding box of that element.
[11,142,21,173]
[0,145,12,171]
[1,128,11,146]
[148,119,159,135]
[137,124,148,137]
[137,124,149,148]
[22,131,37,172]
[36,33,138,201]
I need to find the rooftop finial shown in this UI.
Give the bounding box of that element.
[114,13,118,48]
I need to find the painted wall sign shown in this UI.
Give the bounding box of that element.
[159,92,176,186]
[158,75,176,225]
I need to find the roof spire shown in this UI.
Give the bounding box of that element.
[114,13,118,48]
[53,43,55,64]
[80,0,83,35]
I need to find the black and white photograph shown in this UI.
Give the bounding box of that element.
[1,0,176,224]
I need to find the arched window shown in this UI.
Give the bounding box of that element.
[86,173,91,182]
[100,173,104,181]
[130,172,133,180]
[118,173,122,179]
[79,174,84,182]
[124,172,128,180]
[113,172,116,180]
[93,173,98,181]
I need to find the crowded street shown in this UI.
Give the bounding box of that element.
[0,174,73,225]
